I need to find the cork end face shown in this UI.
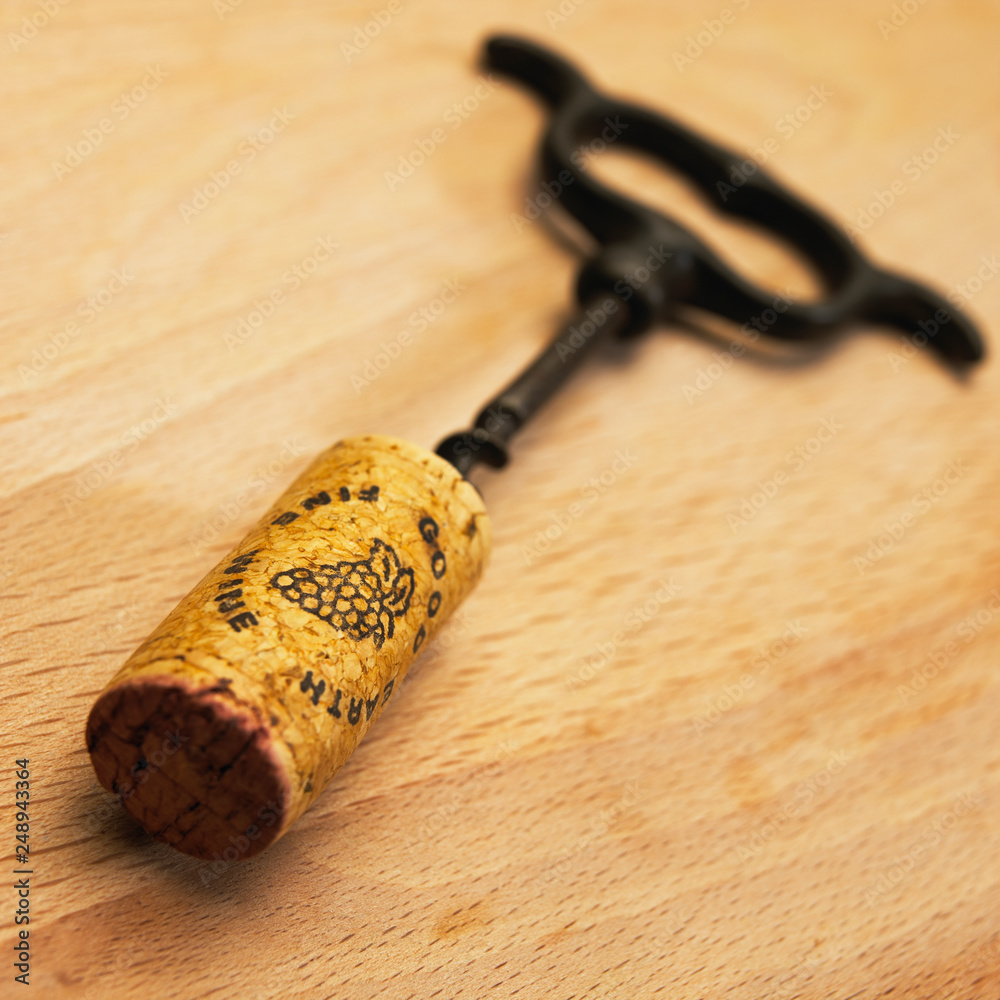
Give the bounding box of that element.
[85,676,291,862]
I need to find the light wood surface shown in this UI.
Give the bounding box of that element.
[2,2,999,998]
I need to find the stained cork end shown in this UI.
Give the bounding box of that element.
[86,435,491,860]
[85,675,291,861]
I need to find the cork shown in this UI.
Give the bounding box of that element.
[85,435,491,861]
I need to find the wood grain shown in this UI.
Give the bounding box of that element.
[1,1,998,998]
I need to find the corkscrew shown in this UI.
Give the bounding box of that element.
[87,35,983,862]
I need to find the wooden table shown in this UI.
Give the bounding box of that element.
[3,1,998,997]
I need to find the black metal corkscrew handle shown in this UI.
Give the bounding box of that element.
[435,34,984,476]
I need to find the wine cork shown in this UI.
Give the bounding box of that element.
[85,435,490,861]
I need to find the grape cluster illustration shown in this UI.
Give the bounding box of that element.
[270,539,415,649]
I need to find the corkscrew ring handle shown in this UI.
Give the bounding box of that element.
[484,34,984,362]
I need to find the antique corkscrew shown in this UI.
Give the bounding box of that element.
[86,35,983,861]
